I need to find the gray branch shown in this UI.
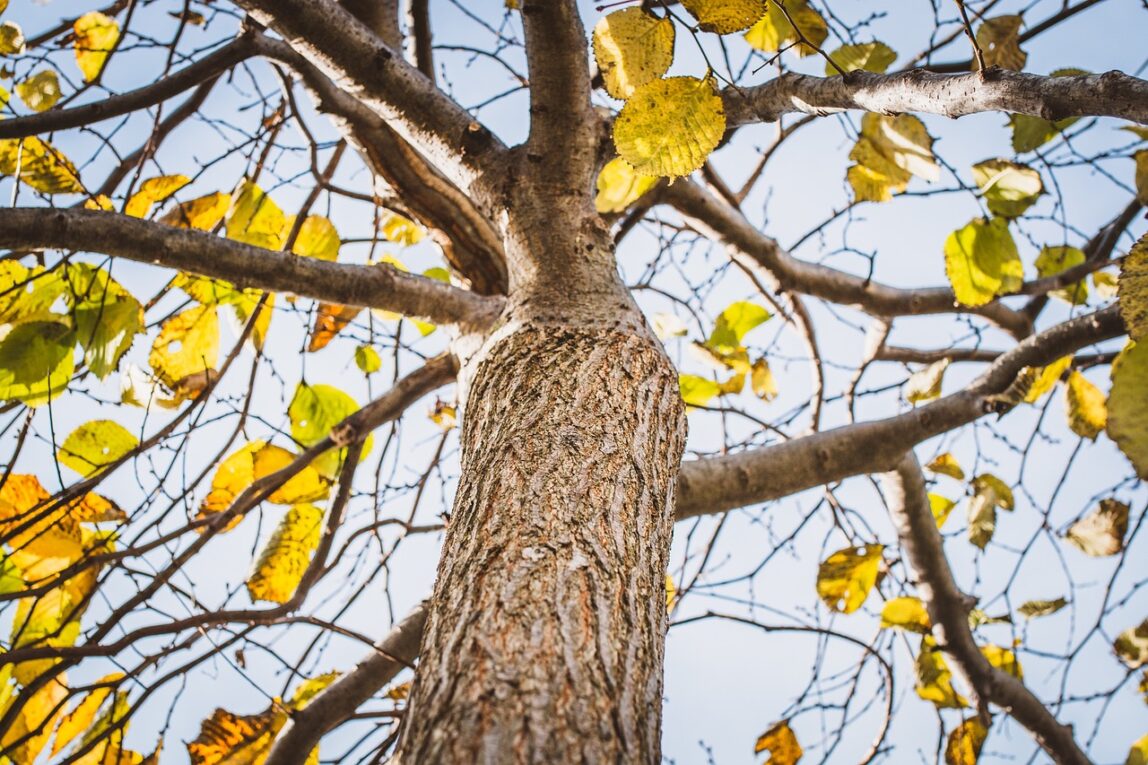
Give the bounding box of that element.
[725,68,1148,127]
[882,453,1092,765]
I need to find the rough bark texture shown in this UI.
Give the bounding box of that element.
[396,324,686,764]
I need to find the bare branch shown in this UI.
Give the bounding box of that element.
[674,305,1125,518]
[0,208,502,327]
[724,68,1148,127]
[882,453,1092,765]
[663,180,1034,338]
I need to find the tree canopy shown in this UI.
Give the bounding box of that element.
[0,1,1146,763]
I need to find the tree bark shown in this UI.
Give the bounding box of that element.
[396,322,686,763]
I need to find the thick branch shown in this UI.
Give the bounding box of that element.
[254,35,507,294]
[235,0,507,197]
[263,603,427,765]
[664,180,1033,338]
[0,38,254,141]
[882,454,1092,765]
[0,208,501,327]
[725,68,1148,127]
[674,306,1124,518]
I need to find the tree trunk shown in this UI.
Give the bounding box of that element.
[396,319,686,763]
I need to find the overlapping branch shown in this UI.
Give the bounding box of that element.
[882,453,1092,765]
[0,208,503,327]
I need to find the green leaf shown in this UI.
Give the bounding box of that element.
[904,358,949,403]
[1018,597,1068,619]
[289,382,360,446]
[1065,369,1107,440]
[744,0,828,57]
[816,544,884,614]
[58,419,138,476]
[944,217,1023,307]
[595,157,658,214]
[825,41,896,75]
[0,321,76,406]
[73,11,120,82]
[614,76,725,178]
[1108,340,1148,479]
[1120,233,1148,341]
[971,159,1042,218]
[1035,246,1088,305]
[15,70,61,112]
[354,345,381,374]
[707,301,770,352]
[592,7,675,99]
[1065,499,1129,556]
[66,263,144,379]
[247,503,325,604]
[974,16,1025,71]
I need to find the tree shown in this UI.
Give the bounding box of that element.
[0,0,1145,763]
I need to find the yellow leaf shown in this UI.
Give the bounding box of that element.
[679,373,721,408]
[228,181,287,250]
[681,0,765,35]
[1018,597,1068,619]
[308,303,361,352]
[125,174,190,217]
[744,0,828,57]
[905,358,949,403]
[160,191,231,230]
[708,301,771,352]
[1120,233,1148,342]
[926,453,965,481]
[848,113,938,202]
[880,596,931,633]
[944,217,1023,307]
[354,344,381,374]
[945,718,988,765]
[16,69,62,112]
[290,672,340,710]
[751,357,778,401]
[384,681,411,701]
[58,419,139,477]
[0,136,85,194]
[0,676,68,764]
[592,8,675,99]
[186,706,287,765]
[289,215,340,261]
[1117,620,1148,669]
[614,76,725,178]
[379,211,424,246]
[929,493,957,528]
[816,544,884,614]
[595,157,658,213]
[0,20,25,55]
[1108,340,1148,479]
[429,399,456,431]
[1023,355,1073,403]
[971,159,1042,218]
[148,305,219,392]
[66,262,145,379]
[980,643,1023,678]
[200,441,331,523]
[1136,150,1148,205]
[1065,498,1129,557]
[753,719,803,763]
[52,672,126,756]
[916,635,968,708]
[85,194,114,211]
[247,503,325,604]
[74,12,120,82]
[665,572,677,613]
[1065,370,1107,440]
[974,15,1026,71]
[0,474,85,568]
